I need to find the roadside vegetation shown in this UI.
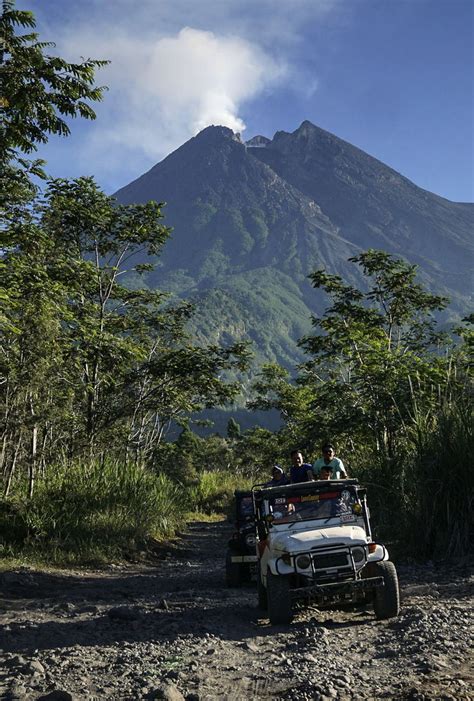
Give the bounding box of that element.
[249,254,473,558]
[1,3,472,566]
[0,461,252,565]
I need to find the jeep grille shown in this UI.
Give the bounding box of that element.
[312,552,348,569]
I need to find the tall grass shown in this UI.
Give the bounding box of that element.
[0,461,256,565]
[356,397,473,559]
[405,399,473,557]
[0,459,189,564]
[189,470,253,515]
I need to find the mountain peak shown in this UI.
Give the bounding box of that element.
[194,125,242,145]
[293,120,337,144]
[245,135,271,148]
[298,119,318,131]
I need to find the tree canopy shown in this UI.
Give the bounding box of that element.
[0,0,108,209]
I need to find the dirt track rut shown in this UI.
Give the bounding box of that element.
[1,520,473,700]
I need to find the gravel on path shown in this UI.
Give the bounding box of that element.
[0,520,472,700]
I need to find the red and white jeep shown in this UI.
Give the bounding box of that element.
[253,479,400,625]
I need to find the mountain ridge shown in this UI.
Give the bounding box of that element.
[114,121,473,385]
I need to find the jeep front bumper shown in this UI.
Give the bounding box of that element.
[230,554,258,563]
[291,575,384,601]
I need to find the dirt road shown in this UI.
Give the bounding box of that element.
[1,520,472,700]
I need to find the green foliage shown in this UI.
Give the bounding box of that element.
[248,364,314,449]
[0,3,107,175]
[407,398,473,557]
[297,249,451,456]
[249,251,472,558]
[1,177,251,495]
[354,390,473,559]
[226,417,241,440]
[181,269,311,378]
[0,460,188,563]
[0,2,256,566]
[188,470,253,515]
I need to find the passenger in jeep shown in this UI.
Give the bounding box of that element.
[265,465,289,487]
[312,443,347,479]
[318,466,332,480]
[289,449,314,483]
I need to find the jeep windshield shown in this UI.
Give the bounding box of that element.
[265,486,361,526]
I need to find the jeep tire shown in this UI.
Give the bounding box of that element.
[267,570,292,624]
[225,550,242,588]
[373,561,400,619]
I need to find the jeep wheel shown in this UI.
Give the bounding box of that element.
[257,573,267,610]
[373,561,400,620]
[267,571,292,624]
[225,550,242,588]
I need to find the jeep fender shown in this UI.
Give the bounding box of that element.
[367,544,389,562]
[259,543,293,581]
[267,556,294,576]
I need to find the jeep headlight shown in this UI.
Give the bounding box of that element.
[296,554,312,570]
[351,546,366,564]
[245,533,256,547]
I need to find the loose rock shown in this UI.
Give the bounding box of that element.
[0,524,471,701]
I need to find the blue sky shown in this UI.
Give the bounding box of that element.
[17,0,473,202]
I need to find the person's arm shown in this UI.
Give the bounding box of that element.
[338,458,348,478]
[306,467,314,481]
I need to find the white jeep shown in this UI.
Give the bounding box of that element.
[253,479,400,625]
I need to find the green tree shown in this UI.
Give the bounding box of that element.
[0,0,108,208]
[248,363,314,451]
[232,426,283,481]
[247,250,472,556]
[1,177,252,494]
[1,192,73,496]
[226,418,241,440]
[298,250,450,458]
[0,2,109,464]
[39,177,172,454]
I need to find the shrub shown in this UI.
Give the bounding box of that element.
[0,459,188,563]
[188,470,253,515]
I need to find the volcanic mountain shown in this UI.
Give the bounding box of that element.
[115,121,473,387]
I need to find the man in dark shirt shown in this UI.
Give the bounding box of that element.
[289,449,313,483]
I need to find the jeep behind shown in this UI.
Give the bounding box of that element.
[225,490,258,587]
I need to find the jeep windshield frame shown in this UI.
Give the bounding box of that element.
[234,490,255,526]
[252,479,371,538]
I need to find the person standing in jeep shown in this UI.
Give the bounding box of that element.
[312,443,347,479]
[265,465,290,487]
[289,449,314,483]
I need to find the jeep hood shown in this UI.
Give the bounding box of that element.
[270,525,367,553]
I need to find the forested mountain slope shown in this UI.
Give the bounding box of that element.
[250,121,473,303]
[115,121,473,375]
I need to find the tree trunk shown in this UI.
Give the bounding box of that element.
[28,423,38,499]
[4,430,22,498]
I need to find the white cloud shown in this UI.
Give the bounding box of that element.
[145,27,284,134]
[57,26,286,173]
[21,0,340,188]
[51,0,335,50]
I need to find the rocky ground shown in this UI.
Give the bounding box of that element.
[0,520,472,701]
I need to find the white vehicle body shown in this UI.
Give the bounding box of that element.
[253,480,399,624]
